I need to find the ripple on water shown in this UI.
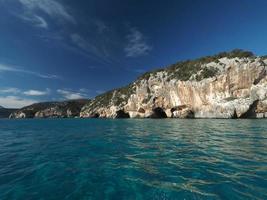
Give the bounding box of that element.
[0,119,267,199]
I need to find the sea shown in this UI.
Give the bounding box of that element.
[0,119,266,200]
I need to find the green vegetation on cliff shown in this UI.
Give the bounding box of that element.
[138,49,254,81]
[83,84,136,112]
[11,49,260,119]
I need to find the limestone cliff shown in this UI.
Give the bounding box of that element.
[80,50,267,118]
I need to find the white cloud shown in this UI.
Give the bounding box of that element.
[23,89,50,96]
[0,64,17,72]
[0,96,36,108]
[37,74,59,79]
[0,87,21,94]
[0,63,59,79]
[125,27,152,57]
[0,87,50,108]
[57,89,87,100]
[0,87,50,97]
[18,0,75,24]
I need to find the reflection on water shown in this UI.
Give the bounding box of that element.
[0,119,267,199]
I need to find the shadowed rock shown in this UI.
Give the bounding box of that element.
[90,113,100,118]
[138,108,145,113]
[240,100,259,118]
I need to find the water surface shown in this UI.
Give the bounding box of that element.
[0,119,267,200]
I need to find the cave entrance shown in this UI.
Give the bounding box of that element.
[151,107,167,118]
[240,100,259,118]
[116,110,130,118]
[91,113,100,118]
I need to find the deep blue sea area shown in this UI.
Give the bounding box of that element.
[0,119,266,200]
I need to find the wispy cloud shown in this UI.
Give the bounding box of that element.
[18,0,75,24]
[57,89,88,100]
[19,14,48,29]
[96,90,105,95]
[0,63,60,79]
[125,27,152,57]
[23,89,50,96]
[70,33,111,64]
[0,96,36,108]
[5,0,115,63]
[93,19,109,34]
[71,34,100,57]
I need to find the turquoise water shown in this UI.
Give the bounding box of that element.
[0,119,267,200]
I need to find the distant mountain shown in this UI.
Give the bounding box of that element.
[9,100,89,119]
[0,107,17,118]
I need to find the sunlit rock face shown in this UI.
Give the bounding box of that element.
[80,50,267,119]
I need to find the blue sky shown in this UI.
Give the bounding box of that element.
[1,0,267,108]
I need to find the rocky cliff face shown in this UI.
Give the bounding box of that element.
[9,50,267,119]
[9,100,88,119]
[80,50,267,119]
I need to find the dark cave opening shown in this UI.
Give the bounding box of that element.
[150,107,167,118]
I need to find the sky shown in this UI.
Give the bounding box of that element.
[1,0,267,108]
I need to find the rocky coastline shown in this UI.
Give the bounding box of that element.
[9,50,267,119]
